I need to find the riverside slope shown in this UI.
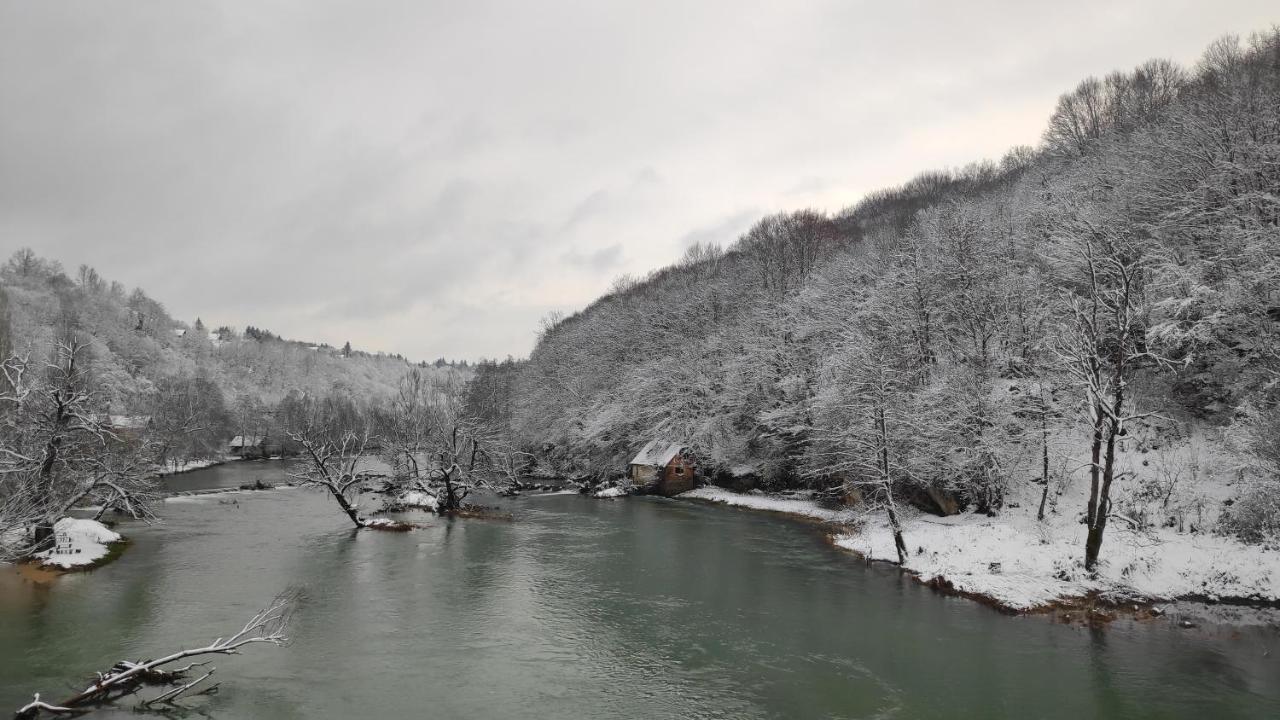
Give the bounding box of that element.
[679,486,1280,613]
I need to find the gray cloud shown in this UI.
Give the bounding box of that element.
[2,0,1275,359]
[678,211,761,251]
[562,243,625,272]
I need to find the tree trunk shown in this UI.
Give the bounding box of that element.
[33,402,71,548]
[1084,519,1106,570]
[885,493,908,565]
[1037,403,1050,522]
[31,523,55,548]
[1085,402,1103,528]
[1085,383,1125,571]
[440,473,458,512]
[329,484,365,529]
[877,407,908,565]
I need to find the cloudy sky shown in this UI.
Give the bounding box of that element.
[1,1,1275,360]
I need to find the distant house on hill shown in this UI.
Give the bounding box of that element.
[102,415,151,430]
[228,434,264,457]
[93,415,152,442]
[627,440,696,496]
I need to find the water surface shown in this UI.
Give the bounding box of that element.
[1,462,1277,719]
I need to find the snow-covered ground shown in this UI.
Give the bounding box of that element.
[31,518,122,569]
[398,490,439,511]
[365,517,407,529]
[838,505,1280,611]
[680,482,1280,612]
[593,486,628,499]
[159,457,228,475]
[680,486,855,522]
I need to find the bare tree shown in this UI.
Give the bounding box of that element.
[812,339,919,565]
[380,367,438,485]
[0,338,157,556]
[149,375,231,470]
[738,209,840,297]
[426,422,485,512]
[1045,76,1108,156]
[382,371,513,512]
[1052,216,1162,570]
[285,394,379,529]
[1045,59,1185,156]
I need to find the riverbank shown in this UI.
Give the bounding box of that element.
[4,458,274,575]
[678,486,1280,615]
[156,456,232,476]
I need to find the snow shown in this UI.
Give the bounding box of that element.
[526,489,580,497]
[363,517,414,530]
[163,495,221,504]
[837,504,1280,611]
[162,457,226,474]
[398,490,439,511]
[681,485,1280,612]
[680,486,855,523]
[32,518,122,569]
[629,440,685,467]
[593,486,628,499]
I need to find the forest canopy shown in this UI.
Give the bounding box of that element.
[472,29,1280,548]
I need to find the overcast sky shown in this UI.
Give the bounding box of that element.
[1,2,1275,360]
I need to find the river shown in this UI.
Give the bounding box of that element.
[2,461,1278,719]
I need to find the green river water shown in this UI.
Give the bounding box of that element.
[1,461,1277,719]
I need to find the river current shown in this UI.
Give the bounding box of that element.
[2,461,1277,718]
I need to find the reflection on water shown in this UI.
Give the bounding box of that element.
[1,463,1278,719]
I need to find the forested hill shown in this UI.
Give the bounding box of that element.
[0,249,463,417]
[474,31,1280,537]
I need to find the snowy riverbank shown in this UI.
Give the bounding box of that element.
[30,518,123,570]
[680,486,855,522]
[157,457,232,476]
[679,486,1280,613]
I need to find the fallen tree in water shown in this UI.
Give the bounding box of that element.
[13,590,298,719]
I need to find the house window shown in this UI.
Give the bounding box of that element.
[674,466,684,475]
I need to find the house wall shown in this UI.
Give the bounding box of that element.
[629,464,658,485]
[656,456,696,496]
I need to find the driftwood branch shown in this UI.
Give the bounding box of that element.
[14,590,298,719]
[141,668,216,707]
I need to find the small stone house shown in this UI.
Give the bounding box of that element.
[627,440,696,496]
[228,434,264,457]
[95,415,151,443]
